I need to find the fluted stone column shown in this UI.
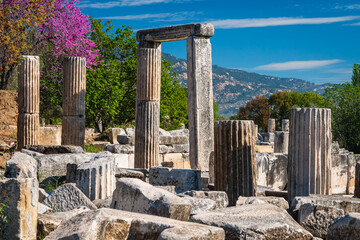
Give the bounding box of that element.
[355,163,360,198]
[76,158,115,200]
[187,36,214,181]
[282,119,289,132]
[274,131,289,153]
[135,42,161,168]
[268,118,275,133]
[17,56,40,150]
[288,108,332,202]
[61,57,86,148]
[214,120,257,206]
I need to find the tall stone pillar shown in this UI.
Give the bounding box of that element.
[268,118,275,133]
[187,36,214,182]
[274,131,289,153]
[288,108,332,202]
[17,56,40,150]
[282,119,289,131]
[61,57,86,148]
[214,120,257,206]
[355,163,360,198]
[135,41,161,168]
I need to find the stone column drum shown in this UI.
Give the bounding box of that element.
[355,162,360,198]
[135,42,161,168]
[61,57,86,148]
[274,131,289,153]
[17,56,40,150]
[282,119,289,132]
[288,108,332,202]
[214,120,257,206]
[267,118,276,133]
[187,36,214,180]
[76,158,115,200]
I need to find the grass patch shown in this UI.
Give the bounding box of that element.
[85,144,103,153]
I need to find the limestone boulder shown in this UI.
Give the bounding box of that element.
[236,196,289,210]
[43,183,96,212]
[107,128,126,144]
[45,208,225,240]
[0,178,38,240]
[37,206,90,238]
[178,195,216,215]
[182,190,229,208]
[117,135,134,145]
[93,197,113,208]
[103,144,134,154]
[4,152,37,178]
[149,167,201,193]
[291,195,360,215]
[36,153,92,180]
[39,188,49,203]
[24,144,84,154]
[39,202,52,214]
[298,203,344,238]
[191,203,313,239]
[328,212,360,240]
[115,168,145,180]
[111,178,192,220]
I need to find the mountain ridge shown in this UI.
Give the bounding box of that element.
[163,53,329,117]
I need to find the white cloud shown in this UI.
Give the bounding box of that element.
[335,4,360,10]
[78,0,188,8]
[346,22,360,26]
[98,11,199,21]
[210,16,360,29]
[254,60,342,71]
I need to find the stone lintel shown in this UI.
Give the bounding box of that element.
[137,23,214,43]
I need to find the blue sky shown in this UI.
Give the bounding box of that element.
[79,0,360,85]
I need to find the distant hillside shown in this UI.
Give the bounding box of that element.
[163,53,329,117]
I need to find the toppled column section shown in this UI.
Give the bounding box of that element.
[214,120,257,206]
[274,131,289,153]
[135,41,161,168]
[288,108,332,202]
[76,157,115,200]
[268,118,276,133]
[0,178,38,240]
[17,56,40,150]
[282,119,290,131]
[61,57,86,148]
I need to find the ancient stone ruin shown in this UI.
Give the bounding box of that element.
[135,24,215,183]
[2,23,360,239]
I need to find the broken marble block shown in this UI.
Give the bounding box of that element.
[24,145,84,154]
[149,167,201,193]
[76,156,115,200]
[37,206,90,238]
[117,135,134,145]
[298,202,344,238]
[43,183,96,212]
[182,190,229,208]
[178,195,216,215]
[191,203,313,239]
[45,208,225,240]
[236,196,289,210]
[5,152,37,179]
[0,178,38,240]
[111,178,192,220]
[327,213,360,240]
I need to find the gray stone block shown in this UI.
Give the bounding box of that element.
[43,183,96,212]
[103,144,134,154]
[5,152,37,179]
[45,208,225,240]
[191,203,313,239]
[117,135,134,145]
[111,178,192,220]
[182,190,229,208]
[149,167,201,193]
[328,213,360,240]
[159,135,188,145]
[24,144,84,154]
[236,196,289,210]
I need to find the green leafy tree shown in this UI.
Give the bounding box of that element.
[237,96,271,131]
[86,19,137,132]
[160,59,188,130]
[87,19,189,131]
[325,66,360,153]
[352,64,360,86]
